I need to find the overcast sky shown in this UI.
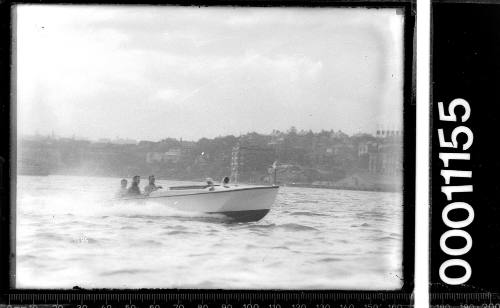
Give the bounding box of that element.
[16,5,404,142]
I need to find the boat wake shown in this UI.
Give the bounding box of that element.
[18,192,221,220]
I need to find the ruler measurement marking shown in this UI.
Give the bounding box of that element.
[2,291,419,307]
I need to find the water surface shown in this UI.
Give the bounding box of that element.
[16,175,403,289]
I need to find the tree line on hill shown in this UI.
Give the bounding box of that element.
[18,127,401,188]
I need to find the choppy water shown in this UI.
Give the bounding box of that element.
[16,175,403,289]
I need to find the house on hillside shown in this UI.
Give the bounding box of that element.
[146,148,182,164]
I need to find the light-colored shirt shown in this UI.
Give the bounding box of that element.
[144,184,160,195]
[116,187,128,198]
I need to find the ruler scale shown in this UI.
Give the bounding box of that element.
[0,292,414,308]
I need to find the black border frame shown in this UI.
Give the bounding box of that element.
[0,0,416,304]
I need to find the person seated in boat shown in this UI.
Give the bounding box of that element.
[127,175,142,196]
[144,175,163,196]
[221,176,230,188]
[116,178,128,198]
[206,178,215,191]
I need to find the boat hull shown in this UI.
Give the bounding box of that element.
[119,186,279,222]
[214,209,270,222]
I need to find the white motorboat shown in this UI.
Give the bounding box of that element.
[118,185,279,222]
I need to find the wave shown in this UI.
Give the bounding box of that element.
[100,268,152,276]
[290,211,328,217]
[277,223,319,232]
[162,230,196,236]
[350,223,371,227]
[142,239,163,245]
[292,200,319,204]
[18,193,219,220]
[317,257,342,262]
[36,232,69,242]
[246,222,318,232]
[271,245,291,250]
[377,236,399,241]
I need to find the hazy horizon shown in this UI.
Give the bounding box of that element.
[21,125,401,144]
[16,5,404,141]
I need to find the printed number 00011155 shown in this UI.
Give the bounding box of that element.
[437,98,474,285]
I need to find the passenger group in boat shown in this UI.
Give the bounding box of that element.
[117,174,230,199]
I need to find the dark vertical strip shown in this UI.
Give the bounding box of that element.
[431,1,500,296]
[402,4,416,293]
[10,3,17,289]
[0,1,14,289]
